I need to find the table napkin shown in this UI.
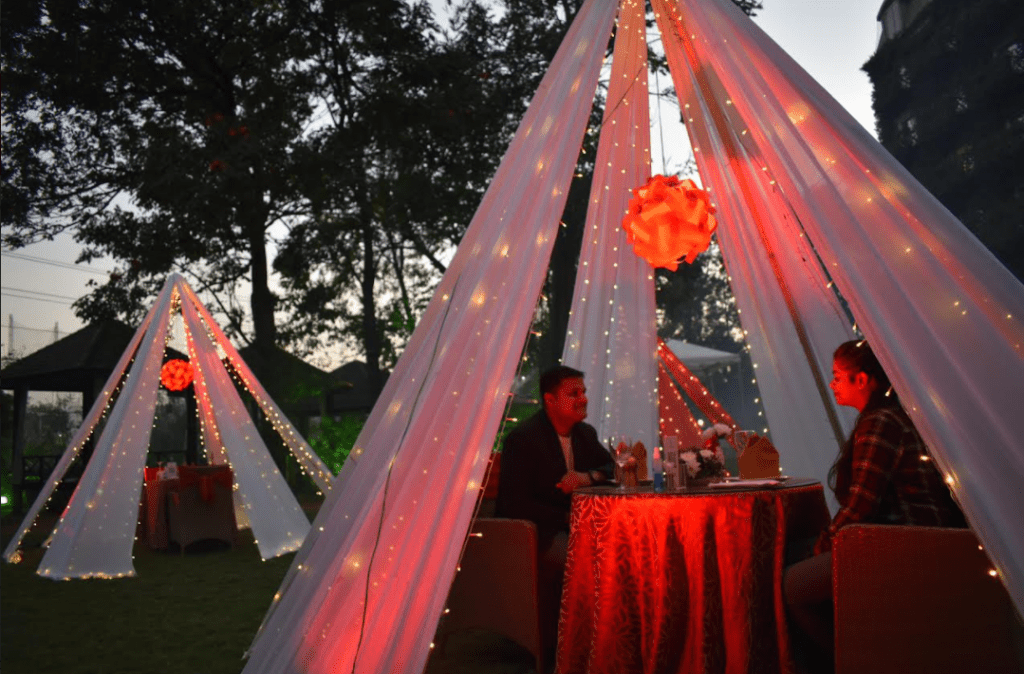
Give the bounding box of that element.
[708,478,780,488]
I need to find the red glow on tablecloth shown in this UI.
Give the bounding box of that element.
[557,484,829,674]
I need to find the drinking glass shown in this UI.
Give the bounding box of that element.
[733,430,756,456]
[614,439,633,489]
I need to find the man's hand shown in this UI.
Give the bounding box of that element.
[556,470,592,494]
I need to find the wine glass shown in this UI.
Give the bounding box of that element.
[733,430,756,456]
[614,438,634,489]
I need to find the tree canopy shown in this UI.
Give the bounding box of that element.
[2,0,335,347]
[3,0,759,394]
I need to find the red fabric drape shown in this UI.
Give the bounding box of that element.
[178,465,233,502]
[657,338,738,431]
[658,362,704,449]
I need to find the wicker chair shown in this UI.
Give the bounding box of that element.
[435,517,543,673]
[833,524,1024,674]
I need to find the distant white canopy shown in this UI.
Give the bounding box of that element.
[663,338,741,375]
[4,274,333,579]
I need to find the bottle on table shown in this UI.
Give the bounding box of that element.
[653,446,664,493]
[663,436,679,491]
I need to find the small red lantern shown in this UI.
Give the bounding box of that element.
[622,175,718,271]
[160,359,194,391]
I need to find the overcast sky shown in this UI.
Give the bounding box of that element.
[1,0,883,361]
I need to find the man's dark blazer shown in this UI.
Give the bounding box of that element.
[496,408,613,545]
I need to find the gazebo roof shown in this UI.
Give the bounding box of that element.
[236,345,351,415]
[0,320,137,392]
[327,360,382,413]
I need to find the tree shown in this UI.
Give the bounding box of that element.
[3,0,758,387]
[2,0,321,351]
[273,0,542,393]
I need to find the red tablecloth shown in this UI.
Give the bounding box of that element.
[141,465,234,550]
[557,480,830,674]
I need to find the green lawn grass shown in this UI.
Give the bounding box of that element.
[1,510,300,674]
[1,502,536,674]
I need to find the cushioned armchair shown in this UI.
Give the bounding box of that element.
[434,517,543,673]
[166,479,237,554]
[832,524,1024,674]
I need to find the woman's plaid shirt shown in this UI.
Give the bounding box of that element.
[815,406,964,554]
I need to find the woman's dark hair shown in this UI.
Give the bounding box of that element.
[828,340,900,496]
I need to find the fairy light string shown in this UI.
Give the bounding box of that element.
[431,288,548,640]
[2,298,161,564]
[349,274,465,673]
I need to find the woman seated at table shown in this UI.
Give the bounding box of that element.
[783,339,965,673]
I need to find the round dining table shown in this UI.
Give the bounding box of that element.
[556,479,830,674]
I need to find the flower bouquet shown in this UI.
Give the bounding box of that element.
[675,423,731,484]
[678,445,726,483]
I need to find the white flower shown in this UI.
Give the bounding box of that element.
[701,423,733,443]
[681,453,700,477]
[699,449,715,461]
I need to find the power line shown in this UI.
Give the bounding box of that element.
[0,322,73,335]
[1,291,75,305]
[1,251,113,275]
[2,285,81,301]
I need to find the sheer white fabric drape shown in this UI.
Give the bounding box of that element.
[179,282,333,495]
[241,0,619,671]
[653,0,857,505]
[181,293,310,558]
[2,293,157,567]
[562,0,660,460]
[656,0,1024,613]
[34,281,173,579]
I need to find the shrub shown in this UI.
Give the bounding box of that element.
[310,413,366,473]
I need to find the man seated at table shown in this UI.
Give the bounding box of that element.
[496,365,613,663]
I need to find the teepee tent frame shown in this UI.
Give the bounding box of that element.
[234,0,1022,670]
[4,273,334,578]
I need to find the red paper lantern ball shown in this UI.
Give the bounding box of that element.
[160,359,194,391]
[622,175,718,271]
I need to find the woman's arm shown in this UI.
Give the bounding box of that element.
[814,410,903,554]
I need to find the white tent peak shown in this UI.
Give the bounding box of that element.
[663,338,741,374]
[4,273,334,579]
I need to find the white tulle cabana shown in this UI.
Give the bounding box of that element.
[3,273,334,579]
[243,0,1024,671]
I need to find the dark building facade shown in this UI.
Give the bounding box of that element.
[863,0,1024,281]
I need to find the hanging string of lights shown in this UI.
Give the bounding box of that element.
[179,283,333,494]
